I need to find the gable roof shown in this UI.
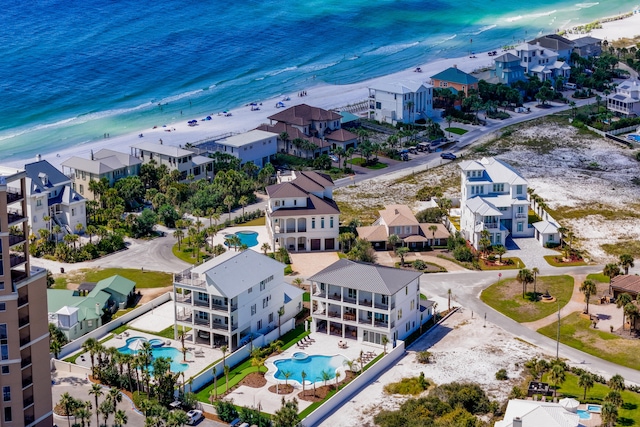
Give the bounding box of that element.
[268,104,342,126]
[528,34,575,52]
[379,204,419,227]
[532,221,559,234]
[611,275,640,294]
[419,223,450,239]
[494,52,521,63]
[325,128,358,143]
[571,36,601,48]
[192,250,285,297]
[460,157,528,186]
[217,129,278,148]
[269,193,340,216]
[356,225,389,242]
[90,275,136,298]
[24,160,70,191]
[465,197,503,216]
[93,149,141,167]
[255,122,330,149]
[495,399,580,427]
[62,149,141,175]
[309,259,422,295]
[431,67,479,85]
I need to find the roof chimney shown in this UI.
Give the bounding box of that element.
[513,417,523,427]
[96,303,101,316]
[91,149,94,161]
[36,154,42,162]
[453,64,457,69]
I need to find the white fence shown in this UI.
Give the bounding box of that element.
[301,341,406,427]
[185,318,296,394]
[609,125,638,136]
[58,293,173,359]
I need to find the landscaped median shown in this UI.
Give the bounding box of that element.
[537,312,640,370]
[480,275,574,323]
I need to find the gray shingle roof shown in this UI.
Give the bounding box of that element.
[309,259,422,295]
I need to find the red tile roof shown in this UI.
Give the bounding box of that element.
[325,128,358,143]
[267,104,342,126]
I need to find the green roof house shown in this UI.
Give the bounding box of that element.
[89,275,136,308]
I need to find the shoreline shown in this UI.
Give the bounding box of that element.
[8,9,640,171]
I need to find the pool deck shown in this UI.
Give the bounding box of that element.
[576,403,601,427]
[226,333,384,414]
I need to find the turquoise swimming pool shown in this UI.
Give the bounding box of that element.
[274,352,347,384]
[117,337,189,373]
[577,409,591,420]
[224,230,259,248]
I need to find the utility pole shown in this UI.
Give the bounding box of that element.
[556,299,561,360]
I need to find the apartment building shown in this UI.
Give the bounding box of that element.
[0,167,53,427]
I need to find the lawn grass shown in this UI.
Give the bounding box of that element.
[480,275,574,323]
[444,127,468,135]
[303,292,310,302]
[586,273,609,283]
[543,255,587,267]
[52,277,68,289]
[237,216,266,227]
[538,311,640,370]
[348,157,388,169]
[479,257,524,270]
[82,268,172,288]
[541,371,640,425]
[172,244,200,265]
[112,307,136,319]
[436,254,475,270]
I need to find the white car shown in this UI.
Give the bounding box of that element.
[329,154,339,163]
[186,409,203,425]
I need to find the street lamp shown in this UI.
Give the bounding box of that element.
[556,299,561,360]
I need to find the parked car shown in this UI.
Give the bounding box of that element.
[230,419,242,427]
[440,152,457,160]
[329,154,339,163]
[186,410,203,425]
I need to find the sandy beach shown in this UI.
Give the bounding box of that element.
[8,10,640,172]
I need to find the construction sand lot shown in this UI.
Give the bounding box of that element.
[319,309,545,427]
[334,116,640,263]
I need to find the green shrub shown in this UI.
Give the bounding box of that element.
[495,369,508,380]
[453,246,474,262]
[384,373,429,395]
[214,400,239,422]
[413,259,427,271]
[416,351,432,364]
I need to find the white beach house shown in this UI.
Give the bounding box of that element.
[130,140,214,182]
[459,157,533,249]
[208,129,278,167]
[173,250,303,350]
[23,158,86,236]
[606,79,640,117]
[368,80,434,124]
[512,42,571,82]
[266,171,340,252]
[309,259,433,345]
[495,399,580,427]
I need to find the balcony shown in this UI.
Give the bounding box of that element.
[7,209,25,224]
[343,313,356,322]
[6,189,23,204]
[194,317,210,326]
[23,395,34,408]
[175,295,192,304]
[358,318,372,325]
[21,357,32,368]
[25,415,35,424]
[8,233,26,246]
[313,291,326,298]
[213,302,236,313]
[176,313,193,323]
[483,222,499,229]
[11,270,29,286]
[193,299,209,308]
[174,269,206,288]
[374,302,389,310]
[20,335,31,346]
[17,295,28,307]
[19,316,30,328]
[328,293,341,301]
[374,320,389,328]
[22,376,32,389]
[343,296,356,304]
[359,299,372,307]
[327,311,340,318]
[10,254,27,268]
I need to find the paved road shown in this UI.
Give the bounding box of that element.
[420,262,640,385]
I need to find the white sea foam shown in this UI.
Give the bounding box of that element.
[158,89,203,104]
[428,34,457,48]
[368,41,419,55]
[266,66,298,77]
[575,2,599,9]
[300,61,339,72]
[471,24,497,36]
[506,15,523,23]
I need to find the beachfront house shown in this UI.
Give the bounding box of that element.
[606,79,640,117]
[571,36,602,58]
[266,171,339,252]
[61,149,142,201]
[493,53,527,84]
[430,66,478,97]
[172,250,304,350]
[257,104,349,158]
[207,129,278,167]
[309,259,433,345]
[528,34,575,61]
[356,204,449,250]
[512,42,571,82]
[368,80,434,124]
[130,141,214,182]
[24,158,86,236]
[459,157,536,249]
[495,399,581,427]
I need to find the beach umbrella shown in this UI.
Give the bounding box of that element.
[558,397,580,412]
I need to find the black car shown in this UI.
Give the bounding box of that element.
[440,152,457,160]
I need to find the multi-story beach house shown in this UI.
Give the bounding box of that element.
[571,36,602,58]
[368,80,434,124]
[309,259,433,345]
[606,79,640,117]
[61,149,142,201]
[24,158,86,236]
[265,171,340,252]
[257,104,356,157]
[0,166,53,427]
[356,204,449,250]
[172,250,304,350]
[430,66,478,97]
[512,42,571,82]
[130,140,214,182]
[492,53,527,84]
[206,129,278,167]
[459,157,533,249]
[528,34,575,61]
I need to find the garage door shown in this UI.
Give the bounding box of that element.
[324,238,335,250]
[310,239,321,251]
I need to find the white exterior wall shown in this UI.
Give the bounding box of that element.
[216,134,278,167]
[372,87,433,124]
[373,90,405,123]
[138,149,211,181]
[27,186,86,234]
[393,278,422,341]
[270,213,339,251]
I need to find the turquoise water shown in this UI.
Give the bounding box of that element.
[627,134,640,142]
[224,231,259,248]
[0,0,635,162]
[577,409,591,419]
[117,337,189,373]
[274,353,347,384]
[587,404,602,413]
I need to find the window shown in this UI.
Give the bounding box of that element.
[517,222,523,232]
[330,217,334,228]
[257,320,262,330]
[293,200,297,206]
[72,208,76,217]
[87,320,93,327]
[263,297,269,308]
[375,102,381,109]
[348,288,357,299]
[516,185,523,195]
[321,217,325,228]
[2,386,9,402]
[410,300,415,310]
[0,283,3,291]
[405,286,408,295]
[80,184,84,194]
[4,407,10,423]
[268,313,274,323]
[36,199,42,207]
[311,218,316,229]
[275,200,280,207]
[251,304,257,315]
[398,309,403,320]
[248,287,253,294]
[1,366,8,374]
[492,183,504,192]
[0,324,7,360]
[548,234,554,242]
[0,303,4,312]
[260,281,266,291]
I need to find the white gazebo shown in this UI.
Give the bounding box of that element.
[558,397,580,413]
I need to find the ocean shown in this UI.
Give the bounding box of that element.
[0,0,634,163]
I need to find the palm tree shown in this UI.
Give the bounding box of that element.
[428,225,438,246]
[321,370,331,387]
[580,280,597,314]
[605,390,623,408]
[557,226,568,249]
[114,409,128,427]
[261,242,271,255]
[238,195,249,218]
[88,379,103,425]
[211,366,218,401]
[301,370,307,395]
[608,374,625,392]
[59,392,76,427]
[566,231,575,253]
[601,401,618,427]
[494,245,506,263]
[251,348,265,374]
[616,293,633,331]
[578,372,594,400]
[224,364,230,393]
[549,363,566,398]
[395,246,409,266]
[99,398,112,427]
[517,268,534,299]
[277,306,285,336]
[74,402,92,427]
[381,335,389,354]
[282,370,292,388]
[387,234,400,249]
[604,263,621,287]
[223,195,235,221]
[624,303,639,335]
[619,254,635,275]
[173,229,184,250]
